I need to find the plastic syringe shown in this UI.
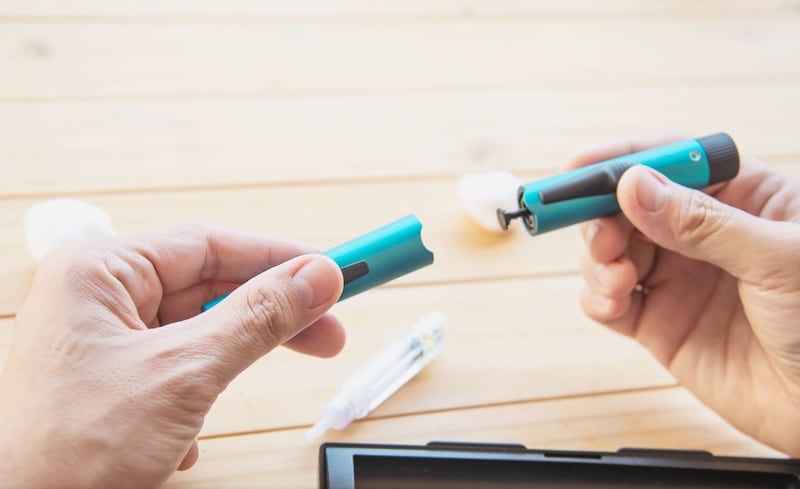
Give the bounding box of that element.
[305,312,445,442]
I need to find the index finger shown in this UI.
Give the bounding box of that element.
[563,130,691,171]
[126,221,320,295]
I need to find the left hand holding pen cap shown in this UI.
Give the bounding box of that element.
[0,222,344,489]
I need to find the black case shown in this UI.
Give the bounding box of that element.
[319,441,800,489]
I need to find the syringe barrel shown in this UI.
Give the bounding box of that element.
[338,312,445,419]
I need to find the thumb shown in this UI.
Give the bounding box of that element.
[188,254,343,381]
[617,165,787,281]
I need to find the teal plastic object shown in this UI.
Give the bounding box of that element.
[201,215,433,311]
[324,214,434,301]
[514,134,738,236]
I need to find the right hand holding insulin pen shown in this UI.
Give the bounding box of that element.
[567,132,800,457]
[306,312,446,442]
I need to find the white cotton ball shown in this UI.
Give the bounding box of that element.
[457,171,523,233]
[24,198,116,262]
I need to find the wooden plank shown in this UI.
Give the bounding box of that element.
[3,84,800,196]
[3,16,800,100]
[0,274,678,437]
[2,0,797,18]
[163,387,782,488]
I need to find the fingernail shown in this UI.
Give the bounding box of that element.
[593,263,605,286]
[636,169,669,212]
[584,222,601,245]
[595,294,617,315]
[292,257,341,308]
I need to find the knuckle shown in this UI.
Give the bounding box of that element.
[237,286,293,350]
[173,220,222,281]
[103,249,144,282]
[53,248,109,291]
[178,219,215,237]
[673,191,727,247]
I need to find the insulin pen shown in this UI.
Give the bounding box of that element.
[497,133,740,235]
[202,215,434,311]
[305,312,445,442]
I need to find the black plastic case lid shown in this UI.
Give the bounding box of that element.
[319,442,800,489]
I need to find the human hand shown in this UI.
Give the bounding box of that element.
[0,222,344,489]
[569,132,800,456]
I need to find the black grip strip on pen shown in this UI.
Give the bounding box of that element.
[341,261,370,285]
[538,162,637,204]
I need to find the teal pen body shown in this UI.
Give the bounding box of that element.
[515,134,738,236]
[201,215,433,312]
[322,215,433,301]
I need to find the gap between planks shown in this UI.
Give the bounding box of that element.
[195,383,679,442]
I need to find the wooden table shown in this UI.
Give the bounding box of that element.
[2,1,798,487]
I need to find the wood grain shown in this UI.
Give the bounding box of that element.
[3,0,797,18]
[4,15,800,100]
[2,84,799,197]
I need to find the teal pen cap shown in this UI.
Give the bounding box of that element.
[324,214,433,301]
[498,133,740,236]
[201,215,434,312]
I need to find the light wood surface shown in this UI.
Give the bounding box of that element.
[5,17,799,100]
[2,1,799,487]
[2,1,796,17]
[2,85,800,197]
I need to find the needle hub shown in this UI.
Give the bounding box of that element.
[496,207,531,231]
